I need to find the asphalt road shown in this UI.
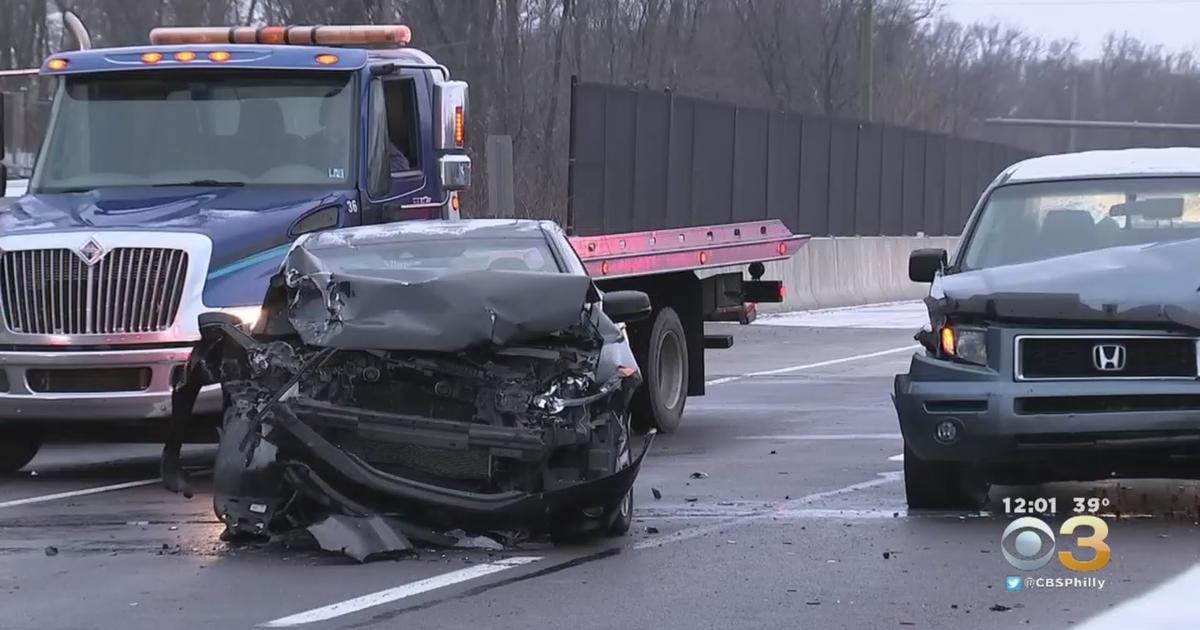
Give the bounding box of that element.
[2,303,1199,630]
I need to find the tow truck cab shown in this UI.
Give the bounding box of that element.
[0,25,470,470]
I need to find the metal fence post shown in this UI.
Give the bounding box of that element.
[486,134,515,218]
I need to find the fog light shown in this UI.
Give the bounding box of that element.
[934,420,959,444]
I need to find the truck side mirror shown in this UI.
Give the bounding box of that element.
[438,155,471,192]
[603,290,652,324]
[0,164,7,199]
[909,248,948,283]
[434,81,469,151]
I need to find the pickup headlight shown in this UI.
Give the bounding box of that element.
[939,325,988,366]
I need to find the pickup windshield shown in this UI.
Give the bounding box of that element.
[312,237,560,274]
[960,177,1200,270]
[31,71,354,192]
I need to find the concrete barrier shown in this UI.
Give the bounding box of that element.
[752,235,960,314]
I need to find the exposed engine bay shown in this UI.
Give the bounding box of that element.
[161,226,651,561]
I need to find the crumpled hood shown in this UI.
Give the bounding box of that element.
[1,186,351,271]
[277,243,598,352]
[932,238,1200,328]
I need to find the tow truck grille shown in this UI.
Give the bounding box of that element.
[0,248,189,335]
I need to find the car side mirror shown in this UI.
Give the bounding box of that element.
[603,290,652,324]
[909,248,947,283]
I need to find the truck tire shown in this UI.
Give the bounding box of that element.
[903,443,987,510]
[0,423,42,474]
[631,307,688,434]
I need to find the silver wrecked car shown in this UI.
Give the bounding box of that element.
[163,219,653,559]
[897,148,1200,509]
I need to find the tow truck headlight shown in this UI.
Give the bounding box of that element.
[216,306,262,330]
[940,325,987,367]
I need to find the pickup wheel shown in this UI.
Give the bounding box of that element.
[903,443,988,510]
[0,423,42,474]
[549,412,634,542]
[631,307,688,434]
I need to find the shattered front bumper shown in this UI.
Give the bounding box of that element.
[214,398,651,536]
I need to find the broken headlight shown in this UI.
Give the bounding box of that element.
[939,325,988,367]
[532,375,592,415]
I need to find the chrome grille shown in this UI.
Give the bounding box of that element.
[0,248,189,335]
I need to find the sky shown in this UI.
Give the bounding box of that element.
[939,0,1200,58]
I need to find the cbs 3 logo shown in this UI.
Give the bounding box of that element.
[1001,516,1111,572]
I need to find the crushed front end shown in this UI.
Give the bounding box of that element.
[163,232,648,560]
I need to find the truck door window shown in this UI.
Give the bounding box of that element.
[366,80,390,197]
[382,79,420,174]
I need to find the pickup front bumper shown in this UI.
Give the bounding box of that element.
[895,352,1200,479]
[0,347,223,420]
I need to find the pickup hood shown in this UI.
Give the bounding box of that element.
[1,186,352,273]
[932,238,1200,329]
[274,241,600,352]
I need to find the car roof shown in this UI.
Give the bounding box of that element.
[301,219,556,249]
[1002,147,1200,184]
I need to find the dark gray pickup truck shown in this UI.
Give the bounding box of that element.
[896,147,1200,509]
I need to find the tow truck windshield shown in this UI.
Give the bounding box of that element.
[31,70,355,193]
[961,177,1200,270]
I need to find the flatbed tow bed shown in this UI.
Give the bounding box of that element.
[570,219,807,431]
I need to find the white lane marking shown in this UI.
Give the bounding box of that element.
[1074,563,1200,629]
[633,471,903,550]
[259,556,542,627]
[758,301,928,329]
[737,433,902,441]
[0,478,160,509]
[888,453,904,461]
[638,506,910,520]
[704,345,918,387]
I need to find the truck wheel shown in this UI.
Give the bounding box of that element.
[632,307,688,434]
[0,423,42,474]
[903,443,987,510]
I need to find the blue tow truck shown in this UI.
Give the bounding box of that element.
[0,22,803,471]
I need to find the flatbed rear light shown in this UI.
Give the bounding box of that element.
[149,25,412,47]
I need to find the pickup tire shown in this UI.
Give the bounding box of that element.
[0,423,41,474]
[550,412,634,541]
[631,307,688,434]
[903,443,987,510]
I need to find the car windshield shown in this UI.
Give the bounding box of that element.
[311,237,560,274]
[960,177,1200,270]
[31,71,355,192]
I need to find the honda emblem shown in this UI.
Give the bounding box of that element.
[1092,344,1127,372]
